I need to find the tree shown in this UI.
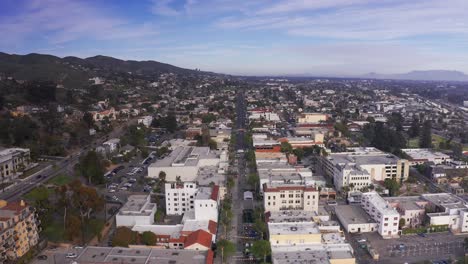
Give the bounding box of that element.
[112,227,136,247]
[399,218,406,229]
[141,231,157,245]
[158,171,166,184]
[226,176,235,190]
[162,113,178,132]
[208,139,217,150]
[247,173,259,192]
[217,239,236,263]
[70,180,105,243]
[409,118,420,138]
[82,112,94,129]
[419,120,432,148]
[280,141,293,153]
[384,178,400,196]
[251,240,271,263]
[27,186,52,226]
[65,214,82,241]
[77,151,105,184]
[292,148,304,161]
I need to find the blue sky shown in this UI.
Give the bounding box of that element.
[1,0,468,76]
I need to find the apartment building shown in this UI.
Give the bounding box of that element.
[0,148,30,182]
[361,192,400,239]
[0,200,40,261]
[321,147,410,189]
[165,182,198,215]
[263,184,319,213]
[116,195,157,227]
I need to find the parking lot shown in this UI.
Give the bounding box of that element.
[356,232,467,263]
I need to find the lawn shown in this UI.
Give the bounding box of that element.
[408,135,447,149]
[47,174,73,186]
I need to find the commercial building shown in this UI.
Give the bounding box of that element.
[422,193,468,233]
[335,205,378,234]
[0,200,40,262]
[278,135,324,148]
[148,146,220,182]
[263,184,319,213]
[271,244,355,264]
[74,246,214,264]
[321,147,410,190]
[258,164,315,194]
[385,196,428,228]
[361,192,400,238]
[0,148,30,182]
[402,148,452,165]
[116,195,157,227]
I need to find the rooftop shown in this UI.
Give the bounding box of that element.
[271,244,354,264]
[335,205,375,225]
[268,222,320,236]
[326,147,403,167]
[362,192,400,216]
[402,148,451,161]
[75,246,212,264]
[118,195,156,216]
[149,146,217,168]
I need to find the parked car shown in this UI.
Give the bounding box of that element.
[37,255,48,260]
[108,189,116,193]
[66,253,77,258]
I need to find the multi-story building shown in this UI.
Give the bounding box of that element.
[263,184,319,213]
[116,195,157,227]
[361,192,400,239]
[331,164,371,192]
[148,146,220,182]
[321,147,410,188]
[165,182,198,215]
[0,148,30,182]
[0,200,40,262]
[257,164,315,194]
[422,193,468,233]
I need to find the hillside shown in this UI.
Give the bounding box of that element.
[0,52,205,88]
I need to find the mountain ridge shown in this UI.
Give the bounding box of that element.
[361,70,468,81]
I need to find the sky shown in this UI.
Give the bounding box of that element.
[1,0,468,76]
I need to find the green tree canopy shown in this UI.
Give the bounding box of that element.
[251,240,271,263]
[141,231,157,246]
[217,239,236,263]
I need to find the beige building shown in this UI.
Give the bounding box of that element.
[297,113,328,124]
[263,185,319,213]
[0,200,40,262]
[0,148,30,182]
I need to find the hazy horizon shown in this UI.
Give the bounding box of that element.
[1,0,468,76]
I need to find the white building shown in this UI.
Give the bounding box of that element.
[422,193,468,233]
[361,192,400,239]
[0,148,30,182]
[257,164,315,194]
[248,111,281,122]
[137,115,153,127]
[194,186,219,222]
[102,138,120,153]
[335,205,378,234]
[321,147,410,189]
[148,146,220,182]
[402,148,452,165]
[116,195,157,227]
[165,182,198,215]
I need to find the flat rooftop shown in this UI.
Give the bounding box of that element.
[197,166,225,186]
[268,210,317,223]
[268,222,320,236]
[363,192,400,216]
[118,195,156,216]
[335,205,375,225]
[326,147,402,166]
[402,148,450,160]
[149,146,216,168]
[422,193,467,209]
[75,246,210,264]
[271,244,354,264]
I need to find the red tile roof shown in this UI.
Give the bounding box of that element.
[210,185,219,201]
[208,220,217,235]
[206,250,214,264]
[184,229,212,249]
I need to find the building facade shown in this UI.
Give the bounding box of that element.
[263,185,319,213]
[0,148,30,182]
[361,192,400,239]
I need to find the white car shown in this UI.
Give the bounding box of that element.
[108,189,116,193]
[66,253,77,258]
[119,186,128,191]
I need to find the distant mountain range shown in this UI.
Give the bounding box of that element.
[0,52,207,88]
[362,70,468,82]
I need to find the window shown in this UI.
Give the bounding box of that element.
[289,194,294,198]
[268,202,271,206]
[268,196,271,200]
[280,194,285,198]
[307,195,310,199]
[384,217,388,221]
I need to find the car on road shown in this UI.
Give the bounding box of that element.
[108,189,116,193]
[37,255,48,260]
[119,186,128,191]
[397,244,406,250]
[66,253,77,258]
[73,245,84,249]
